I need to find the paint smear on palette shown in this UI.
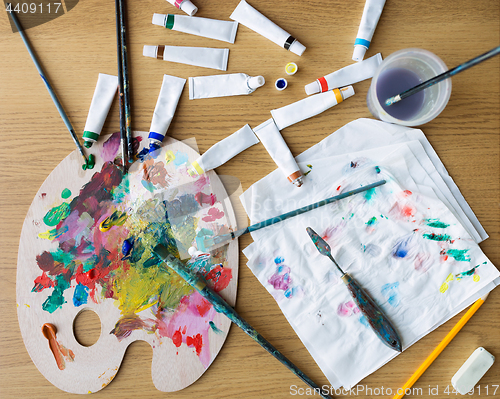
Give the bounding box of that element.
[202,208,224,222]
[30,133,233,368]
[439,262,485,293]
[42,324,75,370]
[173,151,189,168]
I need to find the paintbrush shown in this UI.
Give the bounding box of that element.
[7,6,93,170]
[202,179,387,250]
[153,244,334,399]
[306,227,402,352]
[385,45,500,106]
[115,0,129,168]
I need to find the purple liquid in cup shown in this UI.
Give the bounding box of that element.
[376,68,425,120]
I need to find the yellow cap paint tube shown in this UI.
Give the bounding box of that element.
[253,119,304,187]
[187,124,259,176]
[271,85,355,130]
[83,74,119,148]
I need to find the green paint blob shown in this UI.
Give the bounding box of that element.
[82,154,96,170]
[423,233,451,241]
[425,219,450,229]
[364,188,376,201]
[209,321,223,334]
[375,166,381,173]
[366,216,377,226]
[42,274,70,313]
[61,188,72,199]
[43,202,71,226]
[446,249,471,262]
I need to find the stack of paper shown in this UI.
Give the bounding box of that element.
[239,118,499,389]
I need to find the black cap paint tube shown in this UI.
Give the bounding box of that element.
[187,125,259,176]
[152,13,238,44]
[148,74,186,153]
[253,119,304,187]
[83,74,118,148]
[230,0,306,56]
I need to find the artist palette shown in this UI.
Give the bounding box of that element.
[16,132,238,393]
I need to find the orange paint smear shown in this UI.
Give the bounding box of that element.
[42,323,75,370]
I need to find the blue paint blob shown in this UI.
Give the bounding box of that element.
[392,234,415,258]
[275,78,287,90]
[149,142,162,157]
[122,237,134,257]
[209,321,223,334]
[381,282,400,307]
[173,151,189,168]
[137,146,150,162]
[274,256,285,264]
[73,283,89,307]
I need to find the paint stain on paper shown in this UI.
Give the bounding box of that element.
[381,282,400,307]
[423,233,451,242]
[446,249,471,262]
[425,219,450,229]
[439,262,485,293]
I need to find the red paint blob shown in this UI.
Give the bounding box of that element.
[172,328,183,348]
[205,265,232,292]
[196,298,212,317]
[186,333,203,356]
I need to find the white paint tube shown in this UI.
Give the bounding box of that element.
[187,124,259,176]
[230,0,306,56]
[189,73,265,100]
[152,13,238,44]
[143,45,229,71]
[253,119,303,187]
[148,74,186,152]
[82,73,118,148]
[305,53,382,95]
[271,86,355,131]
[164,0,198,16]
[353,0,386,61]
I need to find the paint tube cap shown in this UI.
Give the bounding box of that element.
[289,41,306,56]
[285,62,298,75]
[143,45,157,59]
[340,85,355,100]
[352,45,367,62]
[152,13,166,27]
[247,75,265,90]
[180,0,198,16]
[288,171,304,187]
[305,81,321,95]
[275,78,288,91]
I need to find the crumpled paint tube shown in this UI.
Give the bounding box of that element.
[187,124,259,176]
[271,86,355,131]
[82,73,118,148]
[143,45,229,71]
[230,0,306,56]
[152,13,238,44]
[305,54,382,95]
[165,0,198,16]
[353,0,386,61]
[148,74,186,152]
[253,119,304,187]
[189,73,265,100]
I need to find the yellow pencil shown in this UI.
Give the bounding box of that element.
[393,294,489,399]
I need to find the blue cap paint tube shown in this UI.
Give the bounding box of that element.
[148,74,186,153]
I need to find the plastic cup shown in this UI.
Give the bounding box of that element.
[367,48,452,126]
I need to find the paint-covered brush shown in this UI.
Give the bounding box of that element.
[7,6,94,170]
[306,227,402,352]
[385,45,500,106]
[202,180,387,250]
[153,244,334,399]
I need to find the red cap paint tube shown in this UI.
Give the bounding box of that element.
[82,74,118,148]
[148,74,186,153]
[165,0,198,16]
[252,119,304,187]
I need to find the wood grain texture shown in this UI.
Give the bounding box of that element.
[0,0,498,398]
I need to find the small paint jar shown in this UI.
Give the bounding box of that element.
[275,78,288,91]
[285,62,298,75]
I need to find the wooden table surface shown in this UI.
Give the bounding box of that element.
[0,0,498,398]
